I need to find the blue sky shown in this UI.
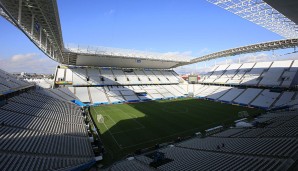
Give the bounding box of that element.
[0,0,292,74]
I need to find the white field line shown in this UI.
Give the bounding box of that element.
[92,107,123,149]
[99,108,117,124]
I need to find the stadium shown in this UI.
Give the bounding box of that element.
[1,0,298,170]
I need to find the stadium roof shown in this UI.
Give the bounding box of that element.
[264,0,298,25]
[0,0,189,69]
[207,0,298,39]
[1,0,298,68]
[0,0,64,63]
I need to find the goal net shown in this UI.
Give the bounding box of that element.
[97,114,105,123]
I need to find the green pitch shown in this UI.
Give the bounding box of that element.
[90,98,263,164]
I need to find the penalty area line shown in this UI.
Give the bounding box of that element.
[92,108,123,149]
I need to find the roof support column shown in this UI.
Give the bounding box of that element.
[39,26,42,46]
[17,0,22,24]
[31,14,35,35]
[45,37,48,52]
[49,44,52,56]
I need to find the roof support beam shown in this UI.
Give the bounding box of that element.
[189,39,298,64]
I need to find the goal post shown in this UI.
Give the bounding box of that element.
[97,114,105,123]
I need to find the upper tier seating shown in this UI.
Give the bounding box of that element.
[227,62,255,85]
[199,60,298,87]
[202,65,229,83]
[215,63,242,84]
[259,60,292,86]
[55,67,180,86]
[241,61,272,85]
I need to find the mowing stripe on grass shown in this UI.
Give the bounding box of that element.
[112,107,145,128]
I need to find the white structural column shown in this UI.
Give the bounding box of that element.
[207,0,298,39]
[31,14,34,35]
[45,37,48,51]
[17,0,22,24]
[39,26,42,46]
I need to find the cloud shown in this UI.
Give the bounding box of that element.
[11,53,35,62]
[104,9,115,16]
[0,53,58,74]
[197,48,210,56]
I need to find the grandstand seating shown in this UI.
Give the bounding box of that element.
[196,85,221,97]
[202,65,229,83]
[206,86,232,100]
[200,60,298,87]
[55,66,180,86]
[215,63,242,84]
[233,88,263,105]
[66,84,189,105]
[250,90,280,108]
[241,61,272,85]
[2,58,297,170]
[192,84,298,109]
[259,60,292,86]
[218,88,245,102]
[72,68,89,85]
[109,110,298,171]
[87,68,102,85]
[273,92,295,107]
[0,69,33,95]
[226,62,255,85]
[64,84,295,110]
[89,87,109,104]
[0,88,95,170]
[75,87,91,103]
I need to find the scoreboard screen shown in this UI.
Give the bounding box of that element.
[188,75,198,84]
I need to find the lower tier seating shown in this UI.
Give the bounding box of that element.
[109,109,298,171]
[0,89,95,171]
